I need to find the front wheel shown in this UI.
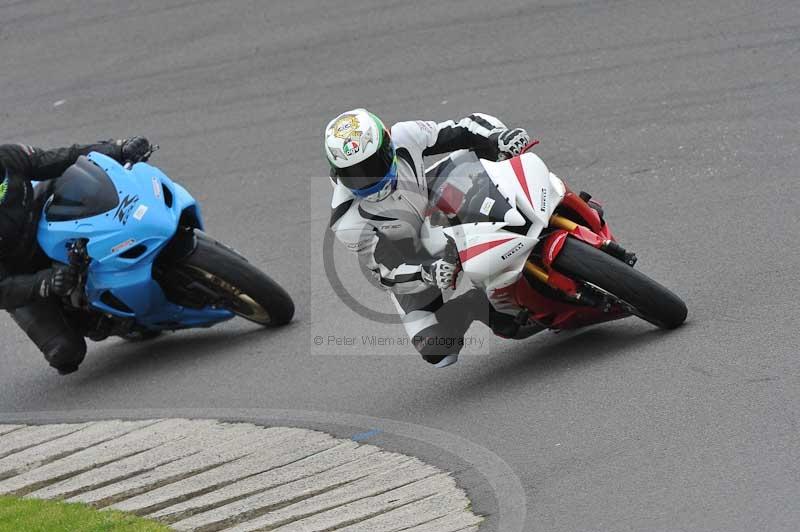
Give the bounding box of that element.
[178,235,294,326]
[553,238,687,329]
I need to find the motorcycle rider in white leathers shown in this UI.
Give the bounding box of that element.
[325,109,540,368]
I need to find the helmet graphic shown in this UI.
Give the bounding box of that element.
[325,109,397,198]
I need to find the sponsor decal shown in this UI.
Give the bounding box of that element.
[415,121,435,134]
[330,114,373,162]
[343,140,360,158]
[479,197,495,216]
[152,177,162,199]
[114,194,140,225]
[346,238,373,253]
[332,114,362,140]
[0,177,7,205]
[111,238,136,254]
[540,188,547,212]
[501,241,525,261]
[132,205,148,221]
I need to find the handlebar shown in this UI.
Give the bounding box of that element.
[123,143,160,170]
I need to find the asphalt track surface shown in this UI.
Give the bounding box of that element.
[1,1,799,531]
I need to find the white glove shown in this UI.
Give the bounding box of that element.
[423,259,459,290]
[496,128,530,160]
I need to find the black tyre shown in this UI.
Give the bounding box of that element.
[179,235,294,326]
[553,237,687,329]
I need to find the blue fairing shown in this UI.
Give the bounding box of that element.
[37,152,234,329]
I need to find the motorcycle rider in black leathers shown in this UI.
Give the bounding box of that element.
[325,109,541,368]
[0,137,150,375]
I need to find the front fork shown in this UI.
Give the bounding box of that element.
[523,193,637,301]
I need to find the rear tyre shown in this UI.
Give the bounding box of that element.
[553,238,687,329]
[179,235,294,326]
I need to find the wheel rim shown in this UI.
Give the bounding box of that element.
[185,266,271,325]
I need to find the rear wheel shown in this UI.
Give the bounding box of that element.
[177,235,294,326]
[553,238,687,329]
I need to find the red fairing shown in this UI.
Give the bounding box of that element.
[559,191,614,241]
[544,269,579,296]
[511,275,627,330]
[541,189,615,267]
[568,225,606,249]
[542,231,569,267]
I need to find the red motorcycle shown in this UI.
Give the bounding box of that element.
[422,143,687,332]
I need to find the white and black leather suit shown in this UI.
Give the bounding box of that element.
[330,114,538,364]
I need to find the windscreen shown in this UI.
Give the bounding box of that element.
[428,151,513,225]
[45,156,120,222]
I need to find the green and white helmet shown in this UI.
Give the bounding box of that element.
[324,109,397,197]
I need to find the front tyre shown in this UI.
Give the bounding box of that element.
[553,238,687,329]
[180,235,294,326]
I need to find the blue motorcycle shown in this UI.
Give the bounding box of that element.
[35,149,294,341]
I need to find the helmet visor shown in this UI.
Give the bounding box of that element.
[358,158,397,200]
[335,132,394,192]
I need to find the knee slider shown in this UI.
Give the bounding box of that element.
[44,338,86,370]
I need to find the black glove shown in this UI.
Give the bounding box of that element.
[36,265,79,298]
[494,128,530,161]
[120,136,152,163]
